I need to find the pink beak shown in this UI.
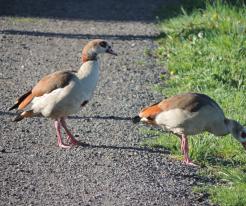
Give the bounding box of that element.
[106,47,117,56]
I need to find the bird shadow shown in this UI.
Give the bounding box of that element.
[75,141,170,155]
[68,115,133,121]
[0,111,134,122]
[0,111,17,117]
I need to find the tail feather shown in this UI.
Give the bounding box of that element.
[13,113,24,122]
[12,110,34,122]
[9,90,32,111]
[9,103,19,111]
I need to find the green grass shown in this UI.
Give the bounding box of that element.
[7,17,47,24]
[145,0,246,205]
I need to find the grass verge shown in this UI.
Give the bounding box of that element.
[144,1,246,205]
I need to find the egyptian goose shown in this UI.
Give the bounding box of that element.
[133,93,246,165]
[9,39,117,148]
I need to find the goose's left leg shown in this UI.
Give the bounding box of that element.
[54,119,71,148]
[60,117,79,145]
[181,134,197,166]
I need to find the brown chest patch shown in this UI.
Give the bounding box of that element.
[139,103,162,120]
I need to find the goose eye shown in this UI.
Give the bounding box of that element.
[99,41,107,48]
[241,132,246,138]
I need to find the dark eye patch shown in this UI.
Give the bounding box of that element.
[242,132,246,138]
[99,41,107,48]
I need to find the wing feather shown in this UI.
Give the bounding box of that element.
[9,71,75,110]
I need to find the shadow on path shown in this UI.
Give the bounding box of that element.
[77,141,170,155]
[0,0,166,22]
[0,111,134,122]
[0,111,16,117]
[0,30,157,40]
[69,115,133,121]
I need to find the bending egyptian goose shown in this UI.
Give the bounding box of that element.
[133,93,246,165]
[9,39,117,148]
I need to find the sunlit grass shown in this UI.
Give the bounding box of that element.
[147,0,246,205]
[6,17,47,24]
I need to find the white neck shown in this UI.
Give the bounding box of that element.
[77,60,99,80]
[75,60,100,101]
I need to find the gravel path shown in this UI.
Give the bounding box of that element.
[0,1,212,205]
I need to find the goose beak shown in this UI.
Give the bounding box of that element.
[242,142,246,150]
[106,47,117,56]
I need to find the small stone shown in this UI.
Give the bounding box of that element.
[0,148,6,153]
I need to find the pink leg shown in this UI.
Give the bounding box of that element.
[60,117,79,145]
[54,119,71,149]
[181,134,197,166]
[180,136,185,154]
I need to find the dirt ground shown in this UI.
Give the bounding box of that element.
[0,0,212,205]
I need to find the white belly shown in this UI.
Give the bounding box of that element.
[31,81,89,118]
[155,106,226,136]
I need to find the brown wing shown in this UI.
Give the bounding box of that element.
[158,93,219,113]
[9,71,75,111]
[139,93,213,120]
[157,94,195,111]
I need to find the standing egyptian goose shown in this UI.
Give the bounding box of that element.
[9,39,117,148]
[133,93,246,165]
